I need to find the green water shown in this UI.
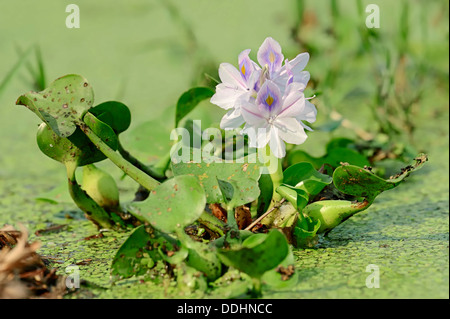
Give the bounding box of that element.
[0,0,448,298]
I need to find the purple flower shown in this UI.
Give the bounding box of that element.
[241,80,310,158]
[210,37,317,157]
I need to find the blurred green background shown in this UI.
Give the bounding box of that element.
[0,0,448,298]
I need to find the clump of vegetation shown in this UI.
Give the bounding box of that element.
[13,37,427,297]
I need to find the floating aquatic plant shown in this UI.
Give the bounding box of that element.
[15,37,428,298]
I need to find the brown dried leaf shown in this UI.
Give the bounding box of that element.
[0,225,66,299]
[234,205,252,230]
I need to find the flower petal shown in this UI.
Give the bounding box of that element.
[277,89,305,119]
[210,83,247,110]
[256,80,282,116]
[289,52,309,73]
[273,117,308,145]
[257,37,284,75]
[242,124,270,149]
[218,63,248,90]
[241,100,266,125]
[293,71,310,87]
[296,100,317,124]
[268,127,286,158]
[220,108,245,129]
[238,49,256,82]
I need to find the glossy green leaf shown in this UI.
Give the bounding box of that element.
[283,162,332,197]
[172,159,261,205]
[217,230,289,279]
[175,87,214,127]
[16,74,94,137]
[89,101,131,134]
[129,175,206,233]
[276,185,309,212]
[292,216,321,248]
[303,200,371,233]
[216,179,235,204]
[333,165,393,198]
[36,117,117,166]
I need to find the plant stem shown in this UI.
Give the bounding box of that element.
[117,140,168,181]
[259,145,283,205]
[80,119,160,191]
[226,204,238,231]
[65,161,113,229]
[251,278,262,298]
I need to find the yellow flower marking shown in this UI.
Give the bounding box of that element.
[266,94,274,106]
[269,51,275,63]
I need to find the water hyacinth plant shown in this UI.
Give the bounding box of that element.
[14,36,428,298]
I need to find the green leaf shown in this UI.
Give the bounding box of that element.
[35,181,74,204]
[283,162,332,197]
[36,116,117,166]
[387,153,428,184]
[323,147,370,168]
[292,216,321,248]
[286,145,370,170]
[82,112,119,152]
[314,118,342,132]
[303,200,370,233]
[89,101,131,134]
[276,185,309,212]
[175,87,214,127]
[124,118,173,164]
[302,155,428,234]
[216,179,235,205]
[172,159,261,206]
[129,175,206,233]
[181,235,222,281]
[325,137,355,152]
[16,74,94,137]
[286,150,322,169]
[217,230,289,279]
[333,165,395,199]
[110,225,177,281]
[261,246,298,289]
[209,269,252,298]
